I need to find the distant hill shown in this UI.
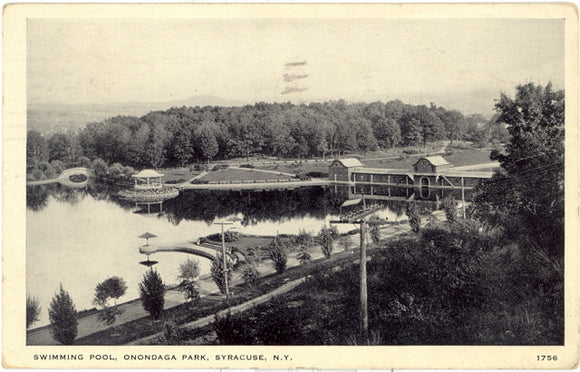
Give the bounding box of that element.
[27,95,245,135]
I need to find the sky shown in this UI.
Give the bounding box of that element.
[27,18,564,115]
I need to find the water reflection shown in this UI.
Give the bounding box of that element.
[26,183,442,329]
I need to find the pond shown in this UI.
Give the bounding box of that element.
[26,184,421,328]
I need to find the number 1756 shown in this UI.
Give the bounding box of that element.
[537,355,558,361]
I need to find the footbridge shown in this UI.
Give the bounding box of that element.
[139,242,239,263]
[26,167,95,188]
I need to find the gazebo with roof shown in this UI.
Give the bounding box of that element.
[132,169,164,189]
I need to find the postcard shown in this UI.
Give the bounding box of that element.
[3,3,578,369]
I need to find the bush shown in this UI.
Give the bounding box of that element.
[48,284,78,345]
[405,203,421,233]
[26,296,41,328]
[242,264,260,287]
[316,226,335,259]
[211,254,233,295]
[268,237,288,274]
[296,174,312,181]
[78,156,91,168]
[50,160,65,175]
[211,164,229,171]
[122,165,136,176]
[213,311,254,344]
[443,197,458,223]
[239,164,255,169]
[177,258,201,302]
[92,158,109,178]
[213,299,303,345]
[207,231,240,243]
[139,270,165,320]
[158,320,186,345]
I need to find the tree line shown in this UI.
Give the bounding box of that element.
[27,100,508,173]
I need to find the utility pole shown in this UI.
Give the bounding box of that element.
[330,197,386,343]
[213,221,234,298]
[359,220,368,341]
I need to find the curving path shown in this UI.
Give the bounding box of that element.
[26,167,95,188]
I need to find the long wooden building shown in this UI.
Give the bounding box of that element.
[328,156,494,202]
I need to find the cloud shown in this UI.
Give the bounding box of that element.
[281,86,309,95]
[283,74,309,82]
[284,61,307,67]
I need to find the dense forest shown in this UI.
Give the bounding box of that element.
[26,100,508,176]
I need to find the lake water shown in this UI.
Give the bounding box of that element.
[26,185,411,328]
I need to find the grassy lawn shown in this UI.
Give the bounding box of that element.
[158,167,200,183]
[200,168,295,183]
[255,162,331,176]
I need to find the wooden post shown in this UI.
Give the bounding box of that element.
[221,223,229,298]
[461,177,466,219]
[359,221,368,342]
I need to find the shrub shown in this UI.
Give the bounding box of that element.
[50,160,65,175]
[339,236,354,252]
[78,156,91,168]
[316,226,335,259]
[139,269,165,320]
[405,203,421,233]
[296,250,312,265]
[92,158,109,178]
[213,311,254,344]
[268,237,288,274]
[239,163,255,169]
[207,231,240,242]
[159,320,186,345]
[369,224,381,244]
[242,264,260,287]
[122,165,136,176]
[244,246,262,266]
[26,296,41,328]
[443,197,458,223]
[211,254,233,295]
[211,164,229,171]
[177,258,201,302]
[108,163,124,178]
[296,174,312,181]
[48,284,78,345]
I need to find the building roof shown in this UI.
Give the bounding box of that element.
[414,156,450,167]
[334,158,363,168]
[132,169,165,178]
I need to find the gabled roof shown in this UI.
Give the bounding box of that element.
[132,169,164,178]
[414,156,450,167]
[334,158,363,168]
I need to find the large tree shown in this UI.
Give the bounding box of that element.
[473,82,564,258]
